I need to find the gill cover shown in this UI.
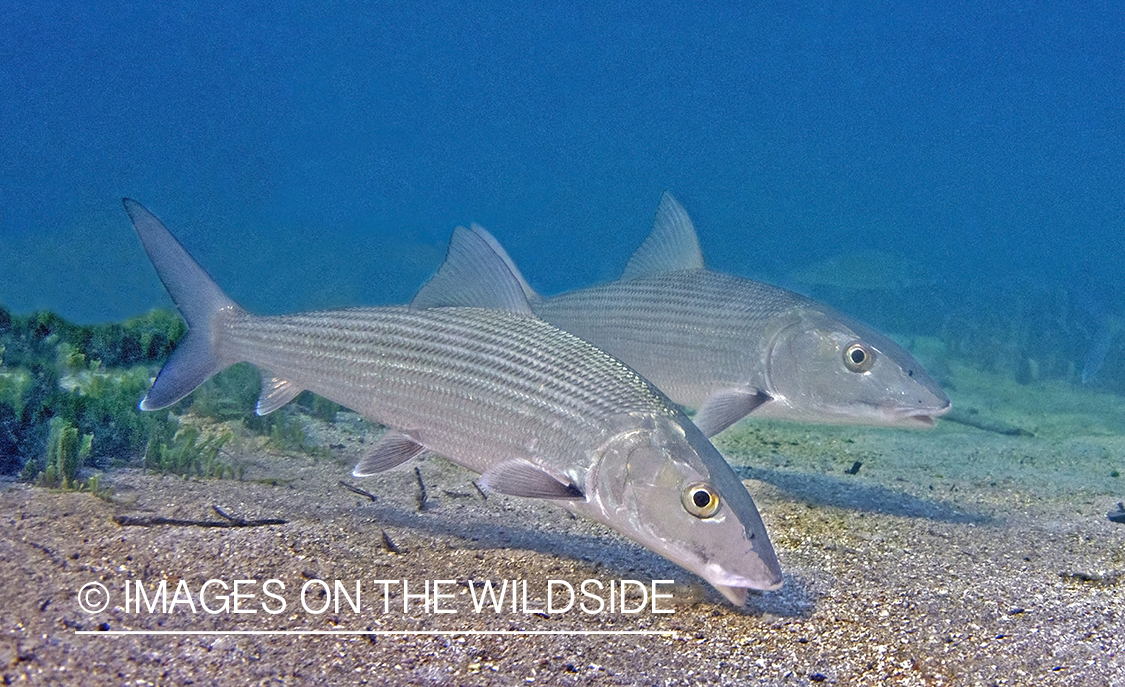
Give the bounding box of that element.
[586,414,782,604]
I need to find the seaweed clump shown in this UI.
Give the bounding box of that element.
[144,423,237,479]
[0,305,183,475]
[0,304,186,480]
[18,416,112,499]
[0,302,337,484]
[29,416,92,488]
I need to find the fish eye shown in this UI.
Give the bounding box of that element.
[843,342,875,373]
[682,482,721,518]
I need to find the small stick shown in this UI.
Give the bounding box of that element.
[338,480,378,502]
[211,505,240,522]
[114,508,286,528]
[414,467,428,511]
[381,529,401,554]
[472,480,488,501]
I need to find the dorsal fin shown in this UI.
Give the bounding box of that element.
[620,191,705,281]
[467,224,539,301]
[411,225,534,315]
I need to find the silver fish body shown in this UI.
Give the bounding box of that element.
[215,305,673,477]
[536,268,949,432]
[124,199,782,604]
[474,193,950,436]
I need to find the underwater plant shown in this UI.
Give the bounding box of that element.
[186,363,334,456]
[267,410,330,458]
[26,416,92,489]
[84,309,186,368]
[144,424,236,479]
[304,392,343,424]
[18,416,114,499]
[184,362,261,421]
[0,303,336,482]
[1,305,182,475]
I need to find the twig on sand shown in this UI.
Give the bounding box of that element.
[414,467,428,511]
[381,529,401,554]
[338,480,378,502]
[113,505,287,528]
[472,480,488,501]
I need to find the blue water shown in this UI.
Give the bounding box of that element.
[3,1,1124,375]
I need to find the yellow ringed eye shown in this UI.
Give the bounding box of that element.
[843,342,875,373]
[682,482,721,518]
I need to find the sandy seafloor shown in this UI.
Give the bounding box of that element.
[2,354,1124,686]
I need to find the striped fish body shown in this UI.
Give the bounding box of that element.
[535,266,949,432]
[216,305,672,478]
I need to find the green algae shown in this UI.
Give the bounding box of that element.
[34,416,92,489]
[144,423,237,479]
[0,302,339,484]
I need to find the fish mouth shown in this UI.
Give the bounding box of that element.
[704,568,784,606]
[812,400,951,429]
[859,396,950,429]
[891,399,952,428]
[896,412,938,428]
[711,576,784,607]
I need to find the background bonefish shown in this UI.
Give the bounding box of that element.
[474,193,950,436]
[124,199,781,606]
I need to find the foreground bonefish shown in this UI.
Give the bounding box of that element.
[124,199,782,604]
[476,193,950,436]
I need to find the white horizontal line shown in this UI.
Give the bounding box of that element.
[76,630,673,637]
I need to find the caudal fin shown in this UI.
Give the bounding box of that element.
[123,199,244,410]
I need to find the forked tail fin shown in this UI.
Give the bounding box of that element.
[123,199,244,410]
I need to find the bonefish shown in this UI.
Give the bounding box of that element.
[124,199,782,605]
[473,192,950,436]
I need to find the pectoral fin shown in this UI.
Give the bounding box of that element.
[479,460,585,500]
[352,431,428,477]
[712,584,748,607]
[692,388,772,437]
